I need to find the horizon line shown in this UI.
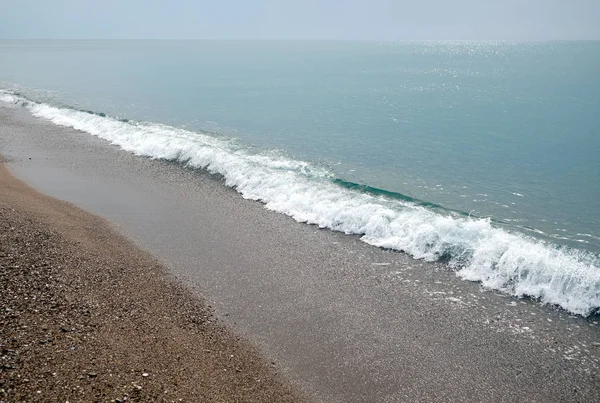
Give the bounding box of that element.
[2,37,600,42]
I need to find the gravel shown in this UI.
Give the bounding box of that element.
[0,162,303,403]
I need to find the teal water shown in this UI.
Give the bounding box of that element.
[1,40,598,251]
[1,40,600,314]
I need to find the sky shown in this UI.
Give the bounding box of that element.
[1,0,599,41]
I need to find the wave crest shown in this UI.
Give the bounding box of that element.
[2,90,599,316]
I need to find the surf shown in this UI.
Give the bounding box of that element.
[2,89,599,316]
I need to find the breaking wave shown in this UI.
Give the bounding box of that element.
[2,90,599,316]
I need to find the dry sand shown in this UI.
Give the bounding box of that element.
[0,161,303,402]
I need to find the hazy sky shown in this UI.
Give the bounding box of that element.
[1,0,599,41]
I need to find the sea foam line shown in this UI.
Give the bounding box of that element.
[2,90,599,316]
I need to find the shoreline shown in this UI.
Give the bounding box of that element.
[2,103,600,402]
[2,89,597,317]
[0,160,303,402]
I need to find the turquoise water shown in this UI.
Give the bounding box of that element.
[1,40,599,314]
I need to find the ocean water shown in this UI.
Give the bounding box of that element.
[1,40,599,316]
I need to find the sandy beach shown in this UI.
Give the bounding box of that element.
[1,104,600,402]
[0,158,303,401]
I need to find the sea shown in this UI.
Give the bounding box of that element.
[1,40,599,316]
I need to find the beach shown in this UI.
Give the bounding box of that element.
[0,146,302,401]
[1,103,600,402]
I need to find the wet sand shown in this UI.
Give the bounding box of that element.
[1,103,600,402]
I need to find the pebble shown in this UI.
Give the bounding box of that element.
[0,203,298,402]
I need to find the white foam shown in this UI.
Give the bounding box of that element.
[0,93,19,104]
[2,91,599,316]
